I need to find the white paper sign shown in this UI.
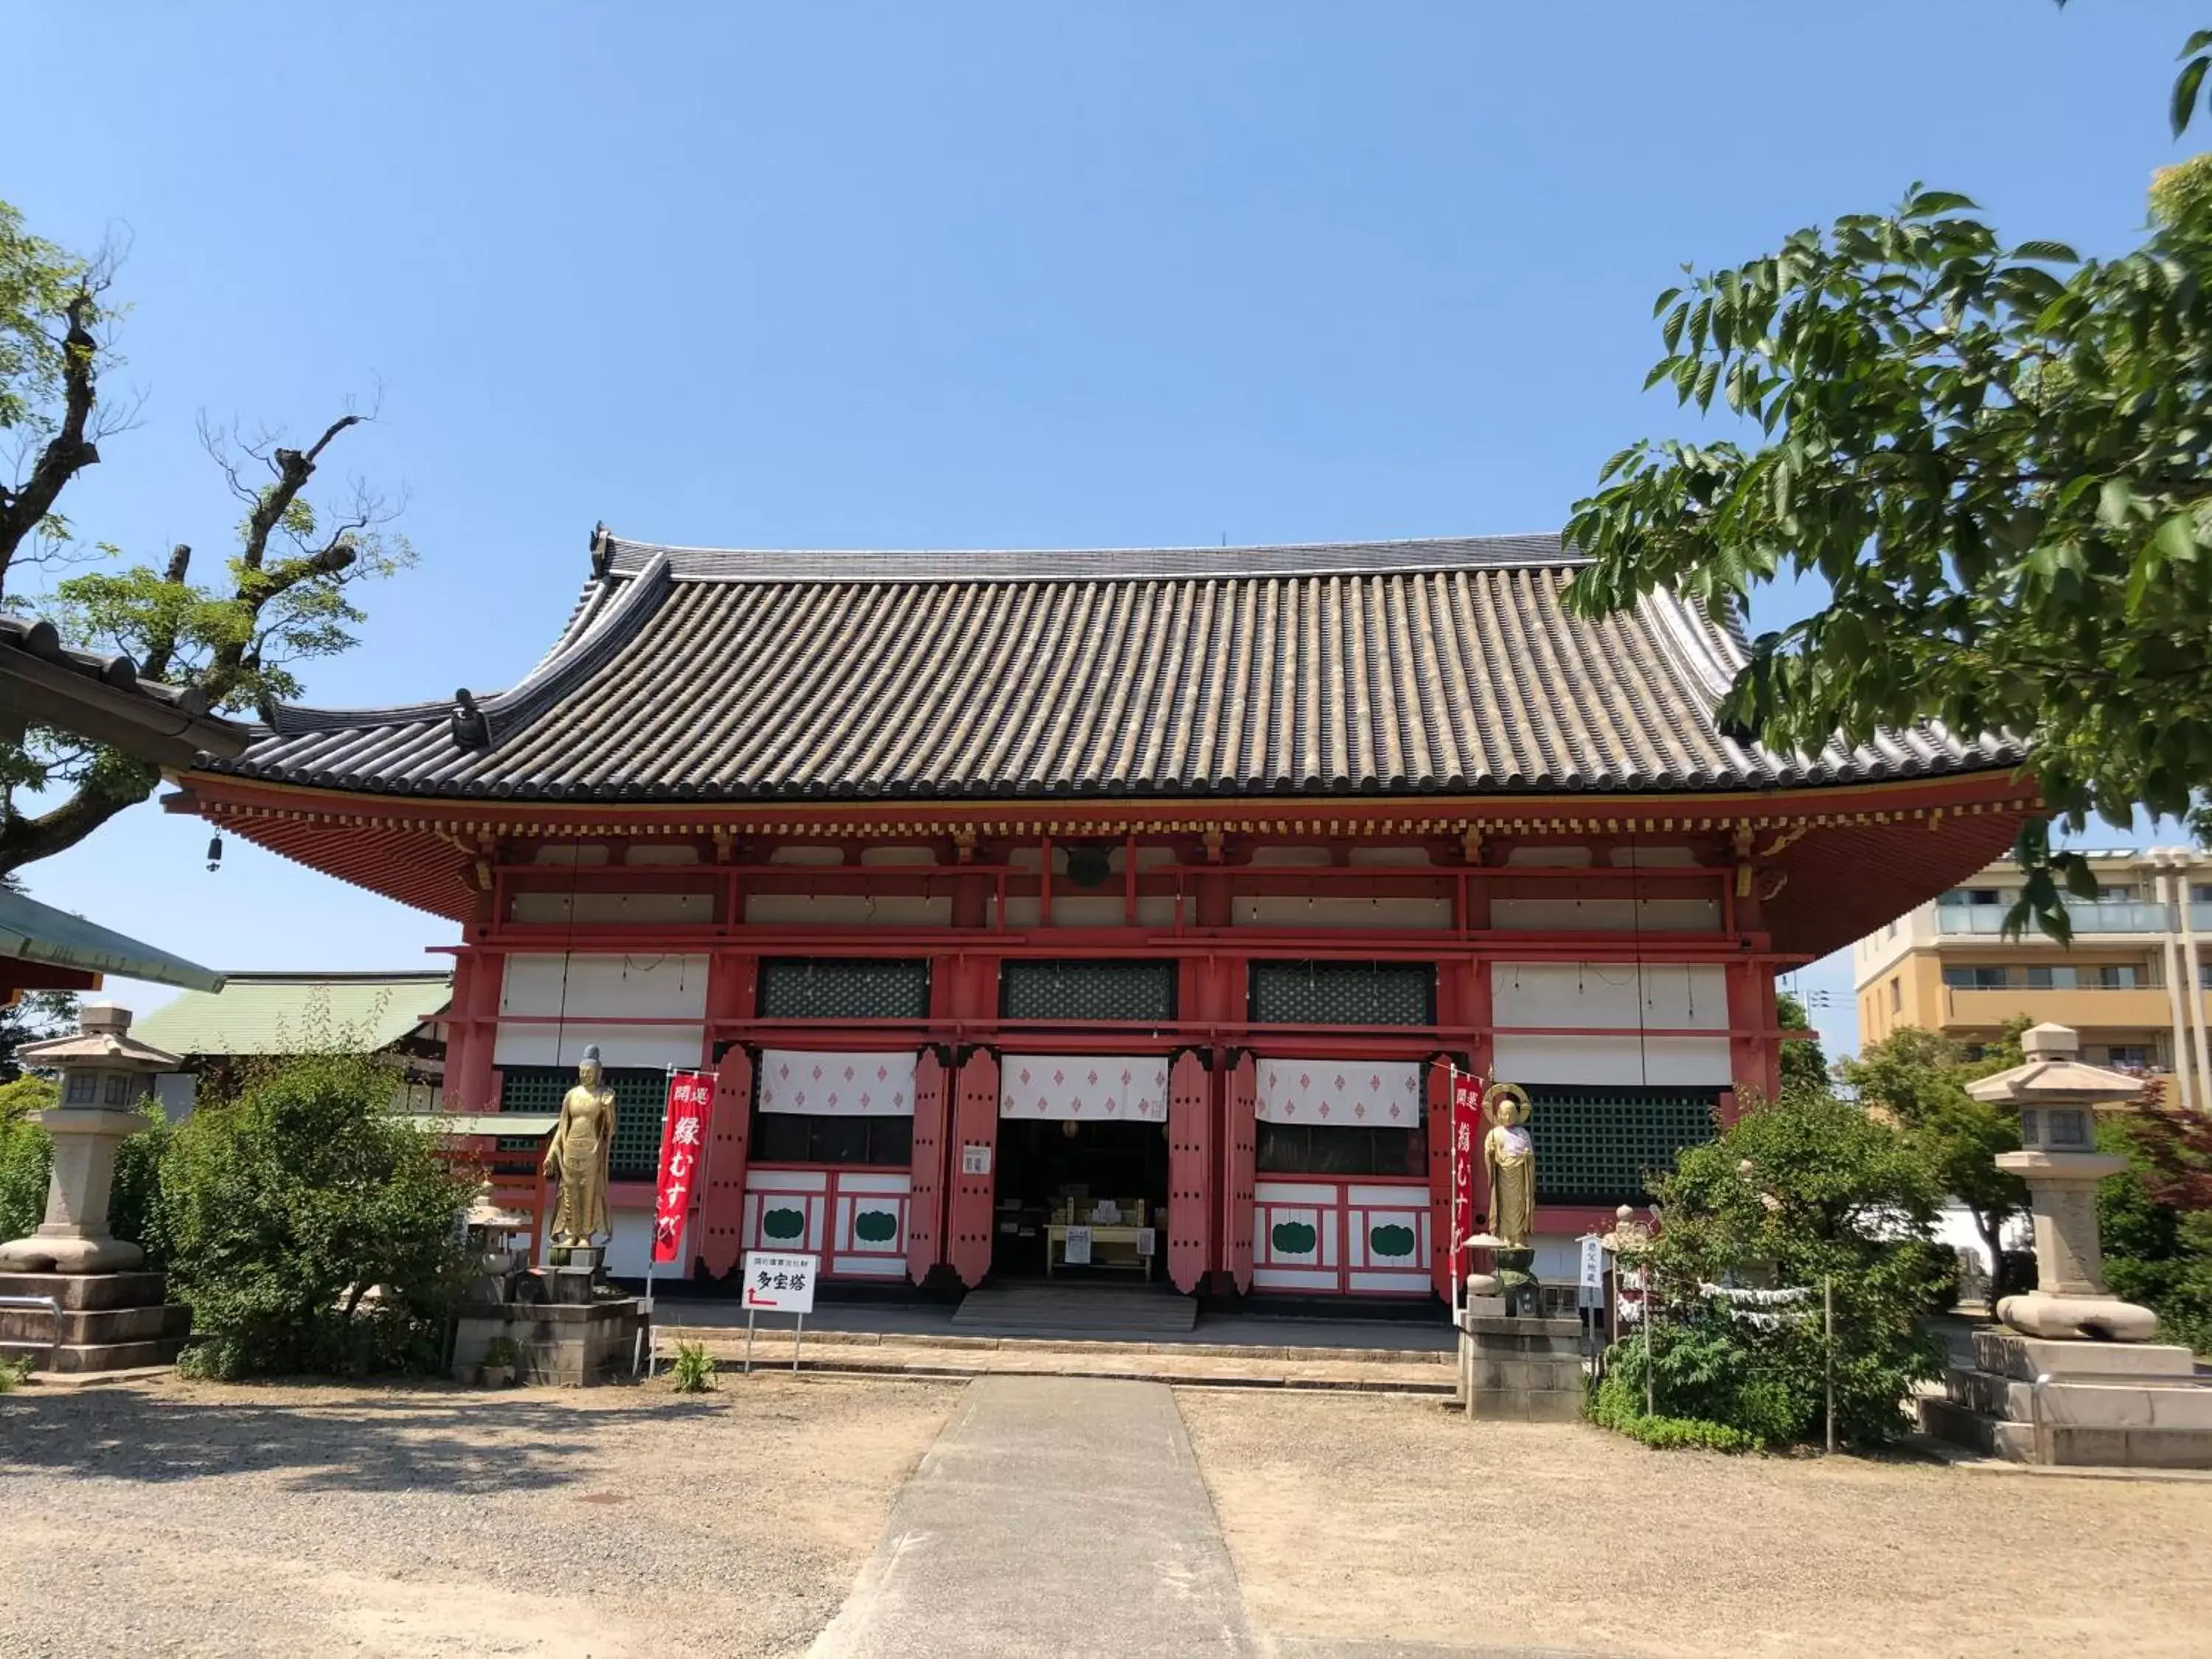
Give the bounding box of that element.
[1092,1200,1120,1224]
[742,1250,819,1314]
[961,1143,992,1176]
[1578,1234,1607,1309]
[1136,1227,1156,1258]
[1063,1225,1093,1265]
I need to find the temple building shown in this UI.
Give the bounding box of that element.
[169,530,2036,1299]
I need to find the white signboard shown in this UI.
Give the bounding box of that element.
[1578,1234,1607,1310]
[1062,1225,1093,1265]
[742,1251,819,1314]
[1136,1227,1157,1259]
[961,1142,992,1176]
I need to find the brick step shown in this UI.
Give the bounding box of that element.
[0,1302,189,1347]
[0,1270,171,1311]
[655,1326,1452,1366]
[2,1335,191,1374]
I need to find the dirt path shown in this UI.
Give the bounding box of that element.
[1178,1390,2212,1658]
[0,1374,956,1658]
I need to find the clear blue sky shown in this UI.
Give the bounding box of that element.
[9,1,2203,1057]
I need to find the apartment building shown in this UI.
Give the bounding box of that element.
[1854,849,2212,1108]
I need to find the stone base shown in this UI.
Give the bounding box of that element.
[1919,1326,2212,1467]
[0,1270,191,1374]
[453,1295,644,1387]
[1997,1291,2160,1343]
[1456,1312,1587,1424]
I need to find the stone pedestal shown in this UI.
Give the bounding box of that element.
[453,1271,644,1386]
[0,1270,192,1374]
[1919,1329,2212,1467]
[1457,1313,1586,1423]
[0,1107,153,1274]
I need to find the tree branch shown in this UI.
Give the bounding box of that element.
[0,289,102,591]
[0,774,155,879]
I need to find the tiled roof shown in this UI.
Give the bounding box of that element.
[1,613,251,767]
[133,971,451,1057]
[206,532,2018,801]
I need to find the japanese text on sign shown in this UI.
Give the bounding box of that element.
[1449,1069,1483,1263]
[742,1250,818,1313]
[651,1070,715,1267]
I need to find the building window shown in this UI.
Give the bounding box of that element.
[499,1066,675,1181]
[1942,966,2010,989]
[1249,961,1434,1026]
[2100,1044,2152,1069]
[757,959,931,1020]
[1255,1121,1425,1178]
[1938,888,2005,907]
[64,1071,96,1105]
[1524,1085,1720,1207]
[751,1109,914,1167]
[2095,964,2143,990]
[1001,960,1176,1022]
[2199,963,2212,990]
[2193,884,2212,905]
[1888,977,1902,1013]
[2094,884,2138,902]
[2023,966,2080,990]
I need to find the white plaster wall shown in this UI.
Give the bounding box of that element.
[493,952,709,1068]
[1490,961,1733,1086]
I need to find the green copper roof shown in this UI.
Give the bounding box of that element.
[0,888,225,993]
[133,971,451,1057]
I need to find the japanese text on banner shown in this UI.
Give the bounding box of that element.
[652,1069,714,1266]
[1450,1069,1483,1265]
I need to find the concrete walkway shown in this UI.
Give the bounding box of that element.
[810,1376,1254,1658]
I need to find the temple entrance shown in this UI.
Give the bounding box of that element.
[990,1116,1169,1281]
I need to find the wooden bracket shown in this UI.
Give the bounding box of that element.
[1203,827,1225,865]
[1461,825,1484,865]
[953,825,978,865]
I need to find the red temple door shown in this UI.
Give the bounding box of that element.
[1168,1049,1213,1295]
[947,1049,1000,1288]
[1221,1053,1256,1295]
[1427,1061,1454,1302]
[906,1048,950,1285]
[698,1045,754,1278]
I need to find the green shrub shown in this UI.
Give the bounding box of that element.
[0,1102,52,1242]
[1596,1089,1948,1449]
[2098,1107,2212,1357]
[1586,1373,1760,1453]
[153,1052,477,1380]
[667,1338,716,1393]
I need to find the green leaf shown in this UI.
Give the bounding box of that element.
[2173,55,2209,137]
[2008,240,2079,263]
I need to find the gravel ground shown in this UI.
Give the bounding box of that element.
[0,1373,956,1659]
[1178,1391,2212,1658]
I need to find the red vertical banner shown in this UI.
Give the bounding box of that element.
[1449,1069,1484,1284]
[653,1070,714,1265]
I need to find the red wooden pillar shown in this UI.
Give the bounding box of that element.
[448,944,504,1114]
[1168,1050,1212,1295]
[698,1044,754,1278]
[1724,959,1779,1115]
[907,1049,950,1285]
[1220,1053,1256,1294]
[947,1050,1001,1288]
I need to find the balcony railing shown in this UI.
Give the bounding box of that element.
[1937,901,2174,935]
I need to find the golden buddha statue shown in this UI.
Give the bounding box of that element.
[1481,1081,1536,1250]
[543,1046,616,1248]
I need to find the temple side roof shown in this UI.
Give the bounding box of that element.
[202,531,2020,803]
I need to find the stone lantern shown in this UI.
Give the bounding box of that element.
[0,1003,178,1273]
[1965,1021,2156,1342]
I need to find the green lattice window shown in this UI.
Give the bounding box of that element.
[758,958,930,1020]
[1525,1085,1719,1208]
[1001,959,1177,1021]
[501,1066,673,1181]
[1249,961,1434,1026]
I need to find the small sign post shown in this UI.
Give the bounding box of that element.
[741,1249,819,1375]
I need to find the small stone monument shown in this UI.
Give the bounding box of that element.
[0,1004,192,1374]
[1457,1081,1584,1423]
[1921,1023,2212,1467]
[449,1048,643,1385]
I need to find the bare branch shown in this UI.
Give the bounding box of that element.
[0,288,104,588]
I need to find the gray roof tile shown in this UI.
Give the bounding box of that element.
[211,533,2017,801]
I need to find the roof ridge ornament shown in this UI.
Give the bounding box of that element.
[450,687,492,751]
[589,521,613,580]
